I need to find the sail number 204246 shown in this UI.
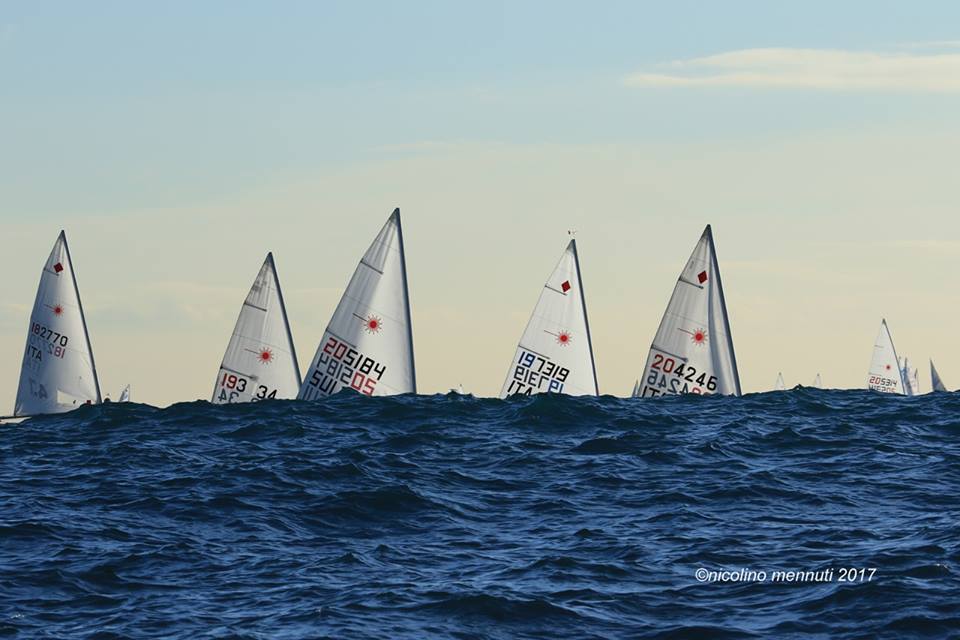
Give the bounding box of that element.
[641,351,717,397]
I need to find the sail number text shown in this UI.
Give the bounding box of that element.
[641,351,717,397]
[505,349,570,395]
[305,336,387,396]
[217,372,279,402]
[27,322,69,360]
[868,375,899,392]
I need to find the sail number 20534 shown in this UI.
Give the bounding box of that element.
[641,352,717,397]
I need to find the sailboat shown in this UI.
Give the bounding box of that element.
[930,360,947,392]
[501,239,598,397]
[631,380,640,397]
[774,372,785,391]
[634,225,740,397]
[867,319,906,394]
[212,253,301,403]
[899,357,919,396]
[12,231,101,416]
[299,209,416,399]
[118,385,131,403]
[812,373,822,388]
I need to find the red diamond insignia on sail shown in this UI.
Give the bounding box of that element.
[697,270,707,284]
[54,262,64,273]
[561,280,571,293]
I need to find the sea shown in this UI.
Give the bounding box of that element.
[1,390,958,639]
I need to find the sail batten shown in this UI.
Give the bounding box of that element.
[634,225,740,398]
[212,253,301,404]
[501,239,599,397]
[14,231,101,416]
[299,209,416,399]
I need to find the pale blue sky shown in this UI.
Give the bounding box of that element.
[2,2,959,403]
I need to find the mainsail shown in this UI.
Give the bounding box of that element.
[867,319,906,394]
[501,239,599,397]
[631,379,640,397]
[212,253,301,403]
[299,209,416,399]
[634,225,740,397]
[812,373,822,388]
[774,372,785,391]
[930,359,947,392]
[14,231,101,416]
[118,385,130,403]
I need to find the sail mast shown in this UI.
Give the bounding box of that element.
[269,252,303,388]
[394,209,417,393]
[706,225,741,396]
[571,239,599,395]
[62,231,102,404]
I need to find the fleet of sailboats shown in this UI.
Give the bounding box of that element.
[2,222,953,415]
[501,239,598,397]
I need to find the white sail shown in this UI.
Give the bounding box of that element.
[774,372,785,391]
[930,359,947,392]
[14,231,101,416]
[899,357,919,396]
[299,209,416,399]
[867,319,906,394]
[635,225,740,397]
[631,379,640,397]
[212,253,301,403]
[812,373,822,388]
[501,239,598,397]
[118,385,130,403]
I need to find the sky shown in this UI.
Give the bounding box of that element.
[2,1,960,406]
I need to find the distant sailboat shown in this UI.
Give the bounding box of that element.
[867,319,906,394]
[900,357,919,396]
[930,360,947,392]
[13,231,101,416]
[450,384,467,395]
[299,209,416,399]
[812,373,822,388]
[634,225,740,397]
[118,385,130,403]
[501,239,598,397]
[213,253,301,403]
[774,372,785,391]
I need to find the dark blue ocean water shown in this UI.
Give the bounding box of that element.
[1,390,958,639]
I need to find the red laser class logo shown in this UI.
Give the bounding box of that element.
[364,315,383,334]
[680,327,708,346]
[259,348,274,364]
[52,304,64,316]
[556,330,572,346]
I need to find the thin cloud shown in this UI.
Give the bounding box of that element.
[623,47,960,91]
